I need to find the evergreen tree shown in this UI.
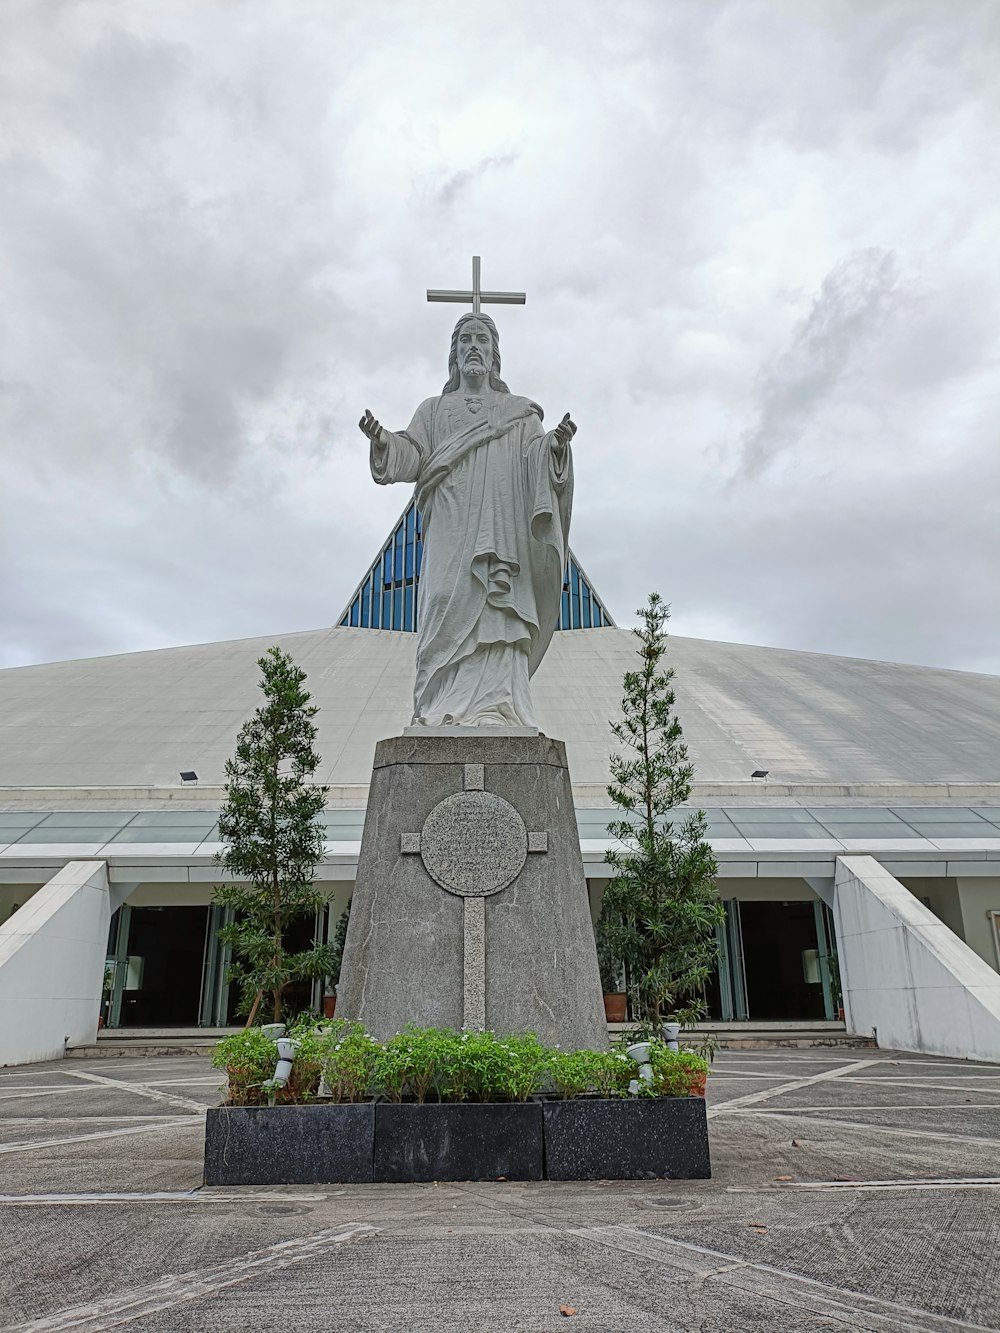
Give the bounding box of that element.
[215,647,336,1024]
[596,593,724,1027]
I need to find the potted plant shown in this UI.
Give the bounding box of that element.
[596,925,627,1024]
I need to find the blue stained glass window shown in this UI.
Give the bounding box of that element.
[338,507,614,633]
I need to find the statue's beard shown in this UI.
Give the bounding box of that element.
[461,354,487,376]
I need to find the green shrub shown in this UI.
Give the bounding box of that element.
[213,1025,709,1106]
[547,1048,633,1098]
[373,1026,453,1103]
[320,1023,380,1103]
[434,1030,549,1103]
[212,1019,327,1106]
[647,1044,709,1097]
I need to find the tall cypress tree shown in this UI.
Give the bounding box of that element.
[215,647,336,1024]
[596,593,724,1027]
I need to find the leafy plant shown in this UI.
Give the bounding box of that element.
[214,1025,710,1106]
[547,1048,633,1099]
[214,647,337,1025]
[373,1026,455,1103]
[212,1019,326,1106]
[320,1022,380,1103]
[596,593,725,1027]
[647,1043,709,1098]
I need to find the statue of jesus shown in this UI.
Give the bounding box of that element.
[359,312,576,728]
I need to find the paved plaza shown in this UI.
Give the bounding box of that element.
[1,1049,999,1331]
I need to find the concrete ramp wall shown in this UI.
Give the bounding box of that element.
[0,860,109,1066]
[835,854,1000,1062]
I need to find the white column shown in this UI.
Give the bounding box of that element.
[0,860,110,1065]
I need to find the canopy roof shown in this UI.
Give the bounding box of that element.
[1,626,998,795]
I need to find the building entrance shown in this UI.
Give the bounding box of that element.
[739,900,828,1020]
[106,905,210,1027]
[704,899,837,1022]
[104,903,329,1028]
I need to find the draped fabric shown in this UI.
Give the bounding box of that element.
[371,392,572,726]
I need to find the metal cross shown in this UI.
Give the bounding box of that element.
[427,255,526,316]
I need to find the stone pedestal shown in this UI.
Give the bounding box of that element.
[336,733,607,1051]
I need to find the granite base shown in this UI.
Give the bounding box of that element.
[374,1101,543,1183]
[542,1097,711,1180]
[203,1104,374,1185]
[336,733,608,1050]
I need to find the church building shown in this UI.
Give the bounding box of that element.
[2,504,1000,1065]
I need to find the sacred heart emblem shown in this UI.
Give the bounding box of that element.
[464,396,483,415]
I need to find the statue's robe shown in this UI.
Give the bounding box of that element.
[371,391,572,727]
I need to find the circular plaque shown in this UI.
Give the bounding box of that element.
[419,790,528,897]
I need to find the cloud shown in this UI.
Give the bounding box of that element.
[735,248,906,478]
[1,0,998,677]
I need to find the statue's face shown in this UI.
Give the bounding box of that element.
[457,319,493,376]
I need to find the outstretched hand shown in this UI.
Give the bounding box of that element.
[553,412,577,448]
[358,409,386,446]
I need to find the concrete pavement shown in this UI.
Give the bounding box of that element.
[2,1048,999,1330]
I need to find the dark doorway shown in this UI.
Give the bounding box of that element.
[119,906,209,1027]
[740,900,825,1020]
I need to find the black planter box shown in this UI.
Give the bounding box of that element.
[543,1096,711,1180]
[203,1096,709,1185]
[374,1101,544,1183]
[203,1103,375,1185]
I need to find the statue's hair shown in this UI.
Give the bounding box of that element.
[442,312,510,394]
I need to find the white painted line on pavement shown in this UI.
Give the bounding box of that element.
[707,1056,883,1118]
[0,1119,198,1155]
[575,1224,997,1332]
[0,1088,108,1101]
[66,1069,207,1114]
[839,1076,1000,1096]
[0,1190,328,1206]
[791,1177,1000,1192]
[733,1109,1000,1147]
[0,1116,185,1125]
[733,1104,1000,1112]
[5,1223,378,1331]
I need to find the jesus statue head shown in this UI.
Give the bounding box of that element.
[442,312,510,395]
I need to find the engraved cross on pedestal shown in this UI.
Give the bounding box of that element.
[426,255,526,316]
[401,763,547,1030]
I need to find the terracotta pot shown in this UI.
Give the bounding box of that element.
[322,994,338,1019]
[686,1071,708,1098]
[603,992,627,1023]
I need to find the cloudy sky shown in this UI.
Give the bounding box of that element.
[2,0,998,674]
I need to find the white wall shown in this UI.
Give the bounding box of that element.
[0,860,110,1066]
[835,855,1000,1062]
